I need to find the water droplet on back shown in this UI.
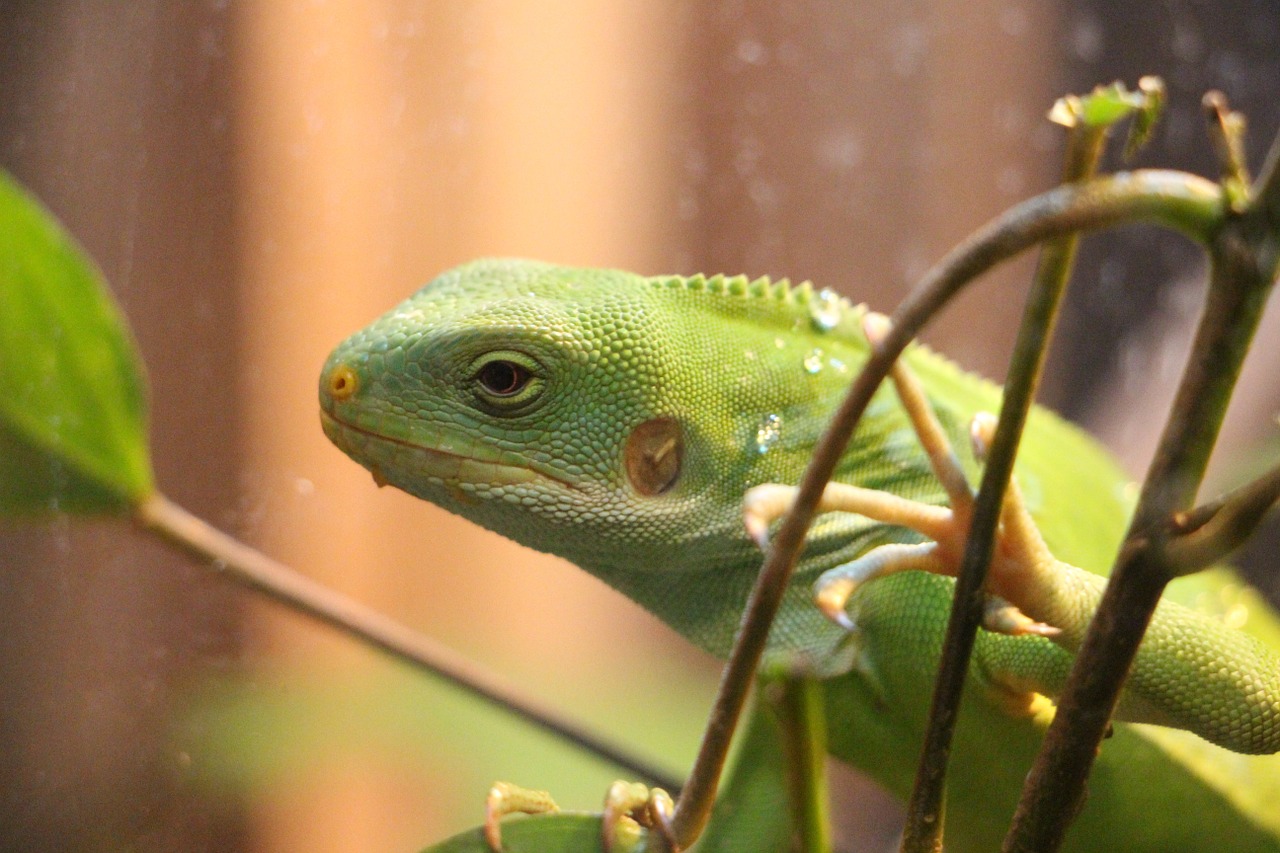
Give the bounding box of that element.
[803,349,824,374]
[809,289,842,331]
[755,414,782,454]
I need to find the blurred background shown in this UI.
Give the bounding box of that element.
[1,2,1278,852]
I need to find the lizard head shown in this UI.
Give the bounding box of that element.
[319,258,750,564]
[320,258,911,663]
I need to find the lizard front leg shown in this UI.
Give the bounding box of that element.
[745,312,1280,755]
[744,311,1058,639]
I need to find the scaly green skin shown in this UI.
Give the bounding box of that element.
[321,259,1280,851]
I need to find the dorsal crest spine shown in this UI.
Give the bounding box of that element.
[653,272,855,328]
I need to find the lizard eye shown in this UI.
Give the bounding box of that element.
[470,352,544,413]
[477,360,529,396]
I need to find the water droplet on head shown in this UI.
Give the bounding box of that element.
[809,289,842,331]
[803,349,824,374]
[755,414,782,454]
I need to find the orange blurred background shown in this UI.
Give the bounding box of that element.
[2,3,1279,852]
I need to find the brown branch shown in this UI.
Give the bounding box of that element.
[1167,459,1280,574]
[134,492,683,792]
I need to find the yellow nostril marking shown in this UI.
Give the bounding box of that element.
[328,365,359,401]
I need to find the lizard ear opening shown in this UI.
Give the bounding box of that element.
[624,417,683,496]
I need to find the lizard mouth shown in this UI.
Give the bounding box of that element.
[319,408,579,491]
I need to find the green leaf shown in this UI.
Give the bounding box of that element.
[1077,81,1146,127]
[1046,78,1166,161]
[0,170,153,513]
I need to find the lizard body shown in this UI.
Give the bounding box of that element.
[321,258,1280,851]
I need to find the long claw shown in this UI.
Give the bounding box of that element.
[745,481,954,548]
[814,542,941,629]
[484,782,559,852]
[815,577,859,630]
[743,484,796,549]
[966,411,1060,582]
[983,596,1061,637]
[969,411,999,460]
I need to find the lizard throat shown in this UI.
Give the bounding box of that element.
[319,408,579,491]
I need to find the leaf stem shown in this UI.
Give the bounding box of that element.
[133,492,682,793]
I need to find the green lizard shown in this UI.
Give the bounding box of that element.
[319,258,1280,851]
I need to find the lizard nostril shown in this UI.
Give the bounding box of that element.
[327,364,359,401]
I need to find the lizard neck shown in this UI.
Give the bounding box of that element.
[579,517,903,678]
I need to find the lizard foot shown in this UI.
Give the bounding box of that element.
[484,780,673,852]
[484,781,559,851]
[743,312,1061,638]
[603,781,677,853]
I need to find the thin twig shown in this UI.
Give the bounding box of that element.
[668,169,1220,849]
[899,104,1112,853]
[1252,111,1280,260]
[1203,91,1252,211]
[134,492,683,792]
[1167,460,1280,573]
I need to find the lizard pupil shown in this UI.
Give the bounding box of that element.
[477,360,529,396]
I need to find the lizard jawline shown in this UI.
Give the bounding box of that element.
[319,409,578,491]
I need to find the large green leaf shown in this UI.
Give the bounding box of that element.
[0,170,152,513]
